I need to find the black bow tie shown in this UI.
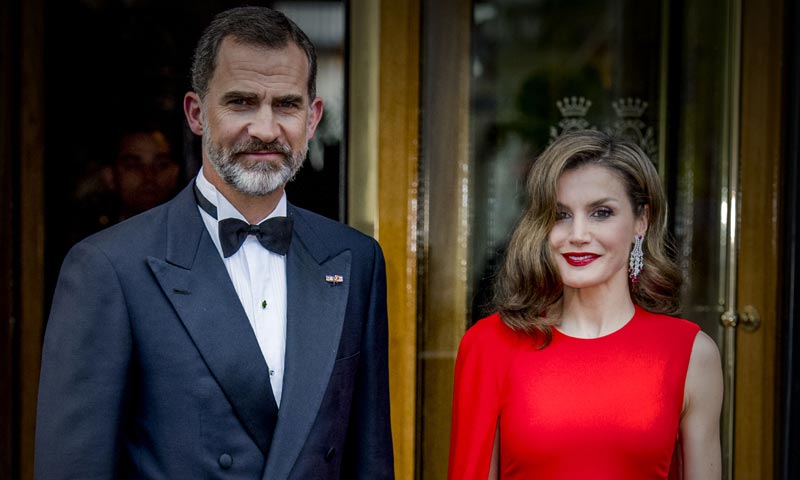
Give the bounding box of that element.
[194,182,293,258]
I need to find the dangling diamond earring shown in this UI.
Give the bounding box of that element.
[629,235,644,283]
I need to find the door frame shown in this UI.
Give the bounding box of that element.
[348,1,421,478]
[2,0,46,478]
[1,0,17,476]
[733,0,784,477]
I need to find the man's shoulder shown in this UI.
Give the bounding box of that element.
[78,201,173,257]
[81,184,197,250]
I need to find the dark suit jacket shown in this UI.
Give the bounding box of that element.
[34,183,394,479]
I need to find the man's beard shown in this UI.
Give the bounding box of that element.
[203,125,307,196]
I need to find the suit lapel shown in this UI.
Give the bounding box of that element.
[146,185,279,456]
[263,206,352,479]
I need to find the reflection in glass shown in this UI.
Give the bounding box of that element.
[665,0,730,341]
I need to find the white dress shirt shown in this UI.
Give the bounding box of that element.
[195,169,288,406]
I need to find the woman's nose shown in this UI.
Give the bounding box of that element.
[568,218,591,245]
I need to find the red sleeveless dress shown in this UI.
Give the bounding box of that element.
[448,306,699,479]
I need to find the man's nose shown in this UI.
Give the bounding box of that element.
[247,107,280,142]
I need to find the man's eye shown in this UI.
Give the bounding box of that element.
[277,100,298,109]
[228,98,248,105]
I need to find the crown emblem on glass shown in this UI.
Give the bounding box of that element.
[550,95,658,163]
[550,96,593,140]
[556,96,592,117]
[612,98,649,118]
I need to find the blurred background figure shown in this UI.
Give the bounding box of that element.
[73,120,182,241]
[103,127,180,220]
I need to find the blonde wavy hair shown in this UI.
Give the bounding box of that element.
[494,130,681,345]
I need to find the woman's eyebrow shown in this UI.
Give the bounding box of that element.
[588,197,620,208]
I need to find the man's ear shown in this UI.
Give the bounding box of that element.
[184,92,204,136]
[306,96,324,139]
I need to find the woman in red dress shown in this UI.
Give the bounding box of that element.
[449,130,723,479]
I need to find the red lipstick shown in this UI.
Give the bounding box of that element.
[562,252,600,267]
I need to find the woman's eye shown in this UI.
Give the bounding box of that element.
[555,211,570,220]
[593,208,613,218]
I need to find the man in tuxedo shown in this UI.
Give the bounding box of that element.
[35,7,394,479]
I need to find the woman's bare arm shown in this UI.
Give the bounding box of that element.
[681,331,724,479]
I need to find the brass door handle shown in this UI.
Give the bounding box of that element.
[719,305,761,331]
[739,304,761,332]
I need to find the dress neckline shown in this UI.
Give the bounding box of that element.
[552,305,640,341]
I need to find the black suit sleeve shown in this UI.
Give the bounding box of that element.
[34,241,132,479]
[341,240,395,478]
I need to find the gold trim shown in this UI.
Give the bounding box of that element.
[349,1,421,477]
[733,0,783,475]
[376,1,421,476]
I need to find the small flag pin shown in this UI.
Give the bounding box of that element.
[325,274,344,285]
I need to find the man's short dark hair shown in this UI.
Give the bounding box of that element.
[190,6,318,100]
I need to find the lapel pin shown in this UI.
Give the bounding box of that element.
[325,274,344,286]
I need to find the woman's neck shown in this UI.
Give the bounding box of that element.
[554,283,636,338]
